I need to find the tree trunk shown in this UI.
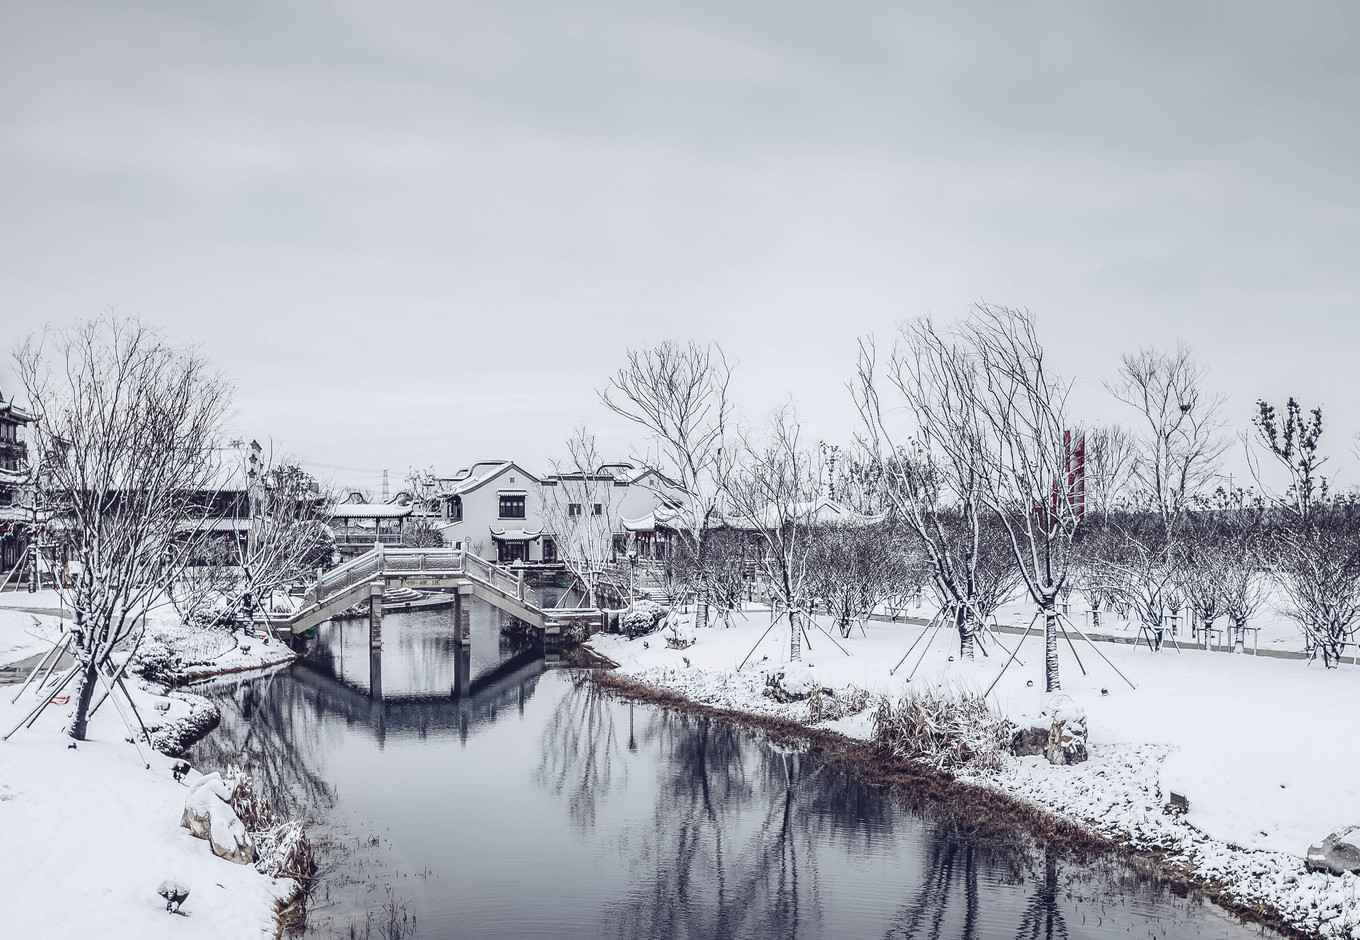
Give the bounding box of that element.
[789,610,801,661]
[1321,625,1343,668]
[66,653,101,741]
[957,605,976,661]
[1043,601,1060,692]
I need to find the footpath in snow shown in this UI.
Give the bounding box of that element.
[587,607,1360,940]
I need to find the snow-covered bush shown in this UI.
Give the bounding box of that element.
[873,687,1012,772]
[763,661,823,703]
[255,820,317,883]
[621,600,668,638]
[225,765,318,884]
[131,637,178,682]
[806,685,872,724]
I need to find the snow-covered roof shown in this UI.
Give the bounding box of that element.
[437,460,540,497]
[331,502,412,519]
[489,526,542,541]
[718,499,883,531]
[0,393,33,424]
[621,504,686,532]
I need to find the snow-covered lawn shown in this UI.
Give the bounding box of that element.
[588,607,1360,939]
[940,584,1340,656]
[0,677,293,938]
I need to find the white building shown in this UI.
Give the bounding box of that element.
[432,459,683,566]
[434,460,547,564]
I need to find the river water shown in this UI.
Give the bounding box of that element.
[192,602,1277,939]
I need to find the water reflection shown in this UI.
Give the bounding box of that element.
[191,607,1275,940]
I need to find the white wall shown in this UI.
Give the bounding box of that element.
[443,464,548,563]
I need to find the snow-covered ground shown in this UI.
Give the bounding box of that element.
[0,674,294,938]
[893,584,1342,657]
[0,605,66,671]
[0,588,298,682]
[588,607,1360,939]
[0,589,304,937]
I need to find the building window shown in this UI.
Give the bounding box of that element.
[568,503,582,517]
[542,537,556,562]
[592,503,603,516]
[447,496,463,522]
[498,493,526,519]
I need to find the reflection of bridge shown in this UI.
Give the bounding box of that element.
[289,649,548,743]
[268,547,603,648]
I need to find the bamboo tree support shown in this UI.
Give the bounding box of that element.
[93,666,152,769]
[889,609,944,676]
[905,611,951,683]
[735,607,785,671]
[4,664,79,740]
[1057,619,1088,677]
[88,628,149,720]
[1059,613,1137,690]
[803,609,851,657]
[10,630,69,705]
[0,543,28,594]
[983,611,1041,699]
[26,632,73,702]
[978,619,1026,668]
[113,672,156,750]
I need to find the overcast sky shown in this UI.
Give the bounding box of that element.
[3,1,1357,492]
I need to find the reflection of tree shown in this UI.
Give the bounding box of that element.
[882,816,1029,940]
[535,675,624,830]
[1013,847,1069,940]
[191,670,335,819]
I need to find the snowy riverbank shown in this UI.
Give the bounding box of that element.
[0,678,296,937]
[587,608,1360,940]
[0,593,305,938]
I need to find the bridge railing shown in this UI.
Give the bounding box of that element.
[299,548,534,622]
[458,551,525,600]
[381,548,463,573]
[306,548,383,610]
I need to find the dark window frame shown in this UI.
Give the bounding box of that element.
[498,493,526,519]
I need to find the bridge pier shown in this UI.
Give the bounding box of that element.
[453,644,470,698]
[452,591,469,645]
[369,648,383,701]
[369,581,384,650]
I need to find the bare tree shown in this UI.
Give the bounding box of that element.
[603,341,732,627]
[1109,347,1225,526]
[235,452,334,618]
[1253,399,1360,666]
[962,306,1084,692]
[721,408,823,661]
[1083,425,1135,518]
[15,317,231,740]
[169,449,335,625]
[1101,346,1224,649]
[697,527,755,624]
[808,520,902,638]
[542,428,624,608]
[1185,487,1268,652]
[853,326,995,661]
